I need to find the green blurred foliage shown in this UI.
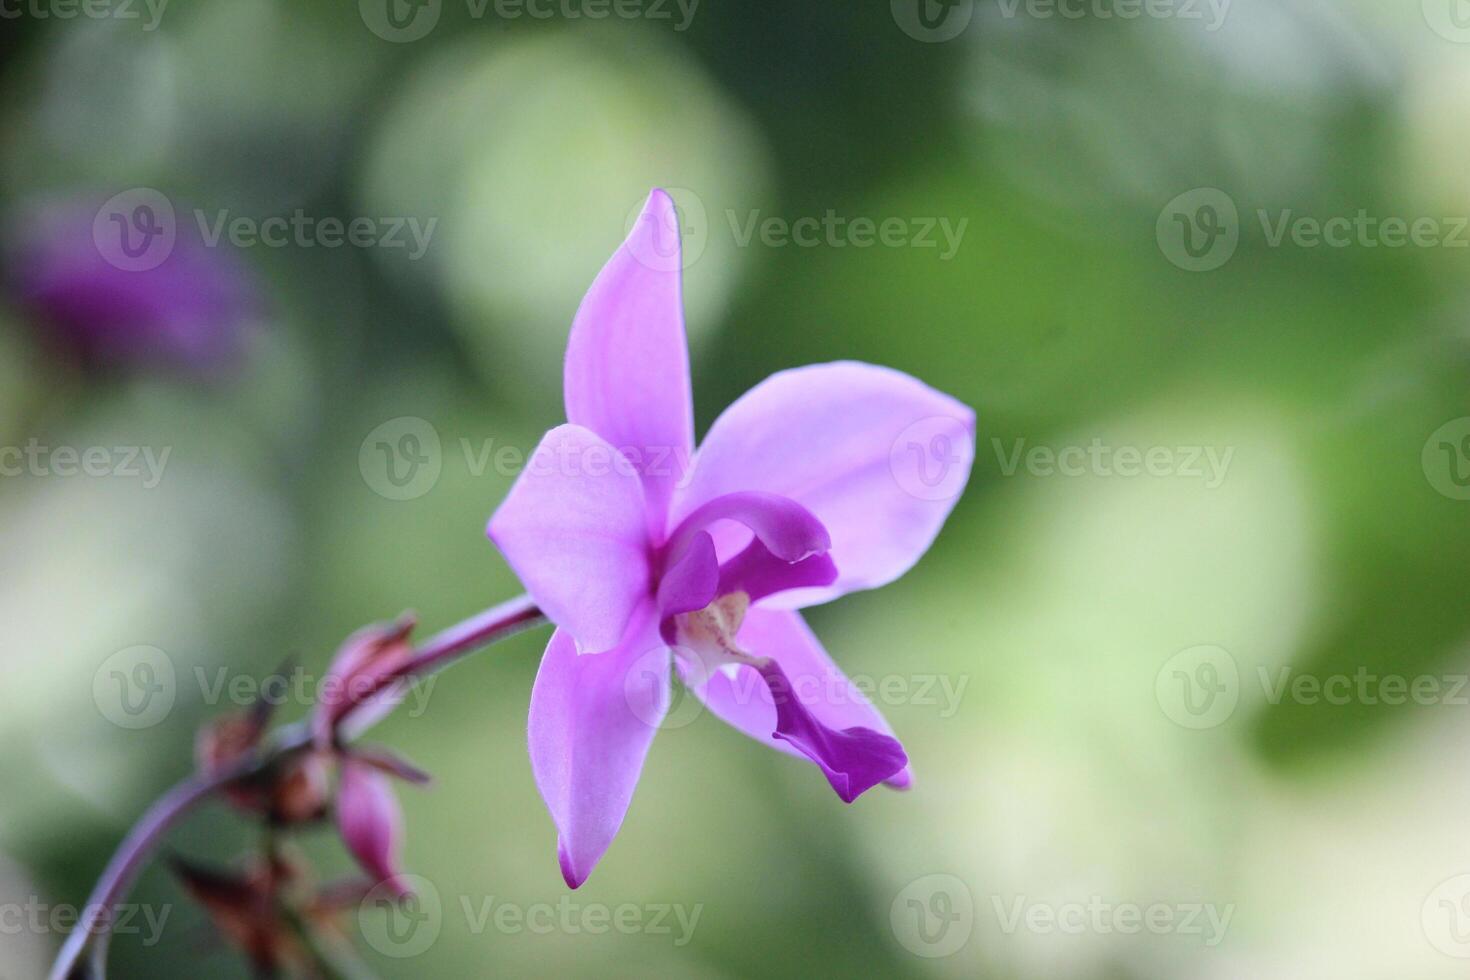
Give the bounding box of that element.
[2,1,1469,978]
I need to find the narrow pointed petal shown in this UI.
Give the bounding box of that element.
[337,759,409,898]
[528,612,669,888]
[564,188,694,524]
[682,607,912,793]
[487,424,652,653]
[673,362,974,606]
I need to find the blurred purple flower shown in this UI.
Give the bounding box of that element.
[487,189,976,888]
[5,196,258,377]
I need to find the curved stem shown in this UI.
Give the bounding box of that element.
[47,724,311,980]
[50,596,545,980]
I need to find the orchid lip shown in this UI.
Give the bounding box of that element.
[669,591,907,802]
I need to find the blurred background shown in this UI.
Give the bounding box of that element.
[2,1,1470,977]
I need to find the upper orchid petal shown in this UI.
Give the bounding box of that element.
[487,424,652,654]
[673,362,973,607]
[564,188,694,527]
[528,610,669,889]
[681,606,912,792]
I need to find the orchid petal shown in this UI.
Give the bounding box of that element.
[564,188,694,525]
[666,491,831,564]
[717,538,839,604]
[673,362,974,606]
[487,424,652,653]
[656,530,720,618]
[757,658,907,802]
[528,610,669,888]
[682,607,911,793]
[337,759,409,898]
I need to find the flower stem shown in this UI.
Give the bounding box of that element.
[49,596,545,980]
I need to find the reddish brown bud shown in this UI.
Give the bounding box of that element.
[314,615,417,747]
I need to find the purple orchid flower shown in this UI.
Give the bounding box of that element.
[488,189,975,888]
[6,197,257,377]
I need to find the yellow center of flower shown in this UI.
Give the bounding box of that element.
[674,591,755,683]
